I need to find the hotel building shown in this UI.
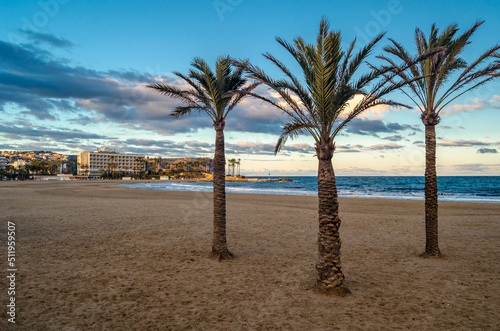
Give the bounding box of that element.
[77,148,145,176]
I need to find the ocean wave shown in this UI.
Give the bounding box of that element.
[120,176,500,203]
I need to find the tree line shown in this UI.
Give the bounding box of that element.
[0,159,73,180]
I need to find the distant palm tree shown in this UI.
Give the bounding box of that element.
[227,158,236,176]
[381,21,500,257]
[134,157,145,174]
[148,56,259,260]
[234,18,419,294]
[23,163,31,179]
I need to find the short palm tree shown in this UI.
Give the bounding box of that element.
[147,56,258,260]
[234,18,418,294]
[381,21,500,257]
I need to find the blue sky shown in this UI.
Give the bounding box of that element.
[0,0,499,175]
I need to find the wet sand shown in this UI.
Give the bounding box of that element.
[0,180,499,330]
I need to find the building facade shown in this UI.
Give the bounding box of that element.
[77,148,145,176]
[0,156,7,169]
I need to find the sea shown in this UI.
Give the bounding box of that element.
[121,176,500,203]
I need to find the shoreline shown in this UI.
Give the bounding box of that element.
[2,179,499,204]
[120,180,500,204]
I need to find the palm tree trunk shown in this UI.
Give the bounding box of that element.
[211,120,232,260]
[423,121,441,257]
[315,144,350,295]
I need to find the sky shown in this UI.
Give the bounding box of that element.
[0,0,499,176]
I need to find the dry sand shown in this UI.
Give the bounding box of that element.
[0,180,499,330]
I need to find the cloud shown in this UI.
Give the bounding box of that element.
[452,163,500,173]
[225,141,314,156]
[84,139,316,158]
[0,40,158,122]
[335,166,396,176]
[340,94,401,120]
[336,144,363,153]
[19,29,75,49]
[245,168,317,176]
[445,104,483,113]
[116,138,216,157]
[345,118,420,137]
[0,39,287,137]
[439,140,495,147]
[225,88,287,133]
[382,134,409,142]
[443,95,500,114]
[0,123,106,142]
[441,125,465,130]
[366,143,404,151]
[477,148,498,154]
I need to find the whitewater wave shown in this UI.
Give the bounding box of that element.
[120,176,500,203]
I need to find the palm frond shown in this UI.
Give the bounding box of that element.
[275,121,317,154]
[148,56,254,125]
[235,18,417,153]
[382,21,500,117]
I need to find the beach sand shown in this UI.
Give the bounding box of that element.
[0,180,499,330]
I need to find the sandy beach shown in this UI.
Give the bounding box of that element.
[0,180,499,330]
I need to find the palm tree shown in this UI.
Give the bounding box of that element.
[147,56,259,260]
[134,157,145,174]
[5,165,15,179]
[381,21,500,257]
[157,157,163,173]
[227,158,236,176]
[23,163,31,179]
[234,18,419,294]
[178,161,185,173]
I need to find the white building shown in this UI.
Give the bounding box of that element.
[77,147,145,176]
[12,160,27,169]
[0,156,8,169]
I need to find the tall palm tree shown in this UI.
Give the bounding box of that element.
[234,18,419,294]
[147,56,259,260]
[381,21,500,257]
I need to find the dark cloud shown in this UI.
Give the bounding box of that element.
[105,140,212,158]
[0,124,106,142]
[386,122,418,131]
[0,39,286,137]
[345,118,420,137]
[225,142,314,156]
[0,40,169,125]
[382,134,408,142]
[19,29,75,49]
[477,148,498,154]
